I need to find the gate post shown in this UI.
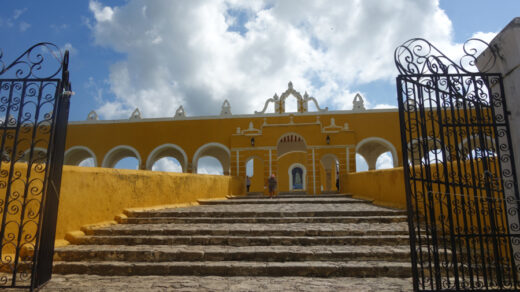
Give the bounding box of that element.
[477,17,520,191]
[33,51,72,288]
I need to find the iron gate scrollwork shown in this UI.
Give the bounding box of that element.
[395,38,520,291]
[0,43,71,290]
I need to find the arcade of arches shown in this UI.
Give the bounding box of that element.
[63,83,404,194]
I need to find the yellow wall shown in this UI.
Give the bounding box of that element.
[65,109,403,195]
[56,165,245,240]
[341,167,407,210]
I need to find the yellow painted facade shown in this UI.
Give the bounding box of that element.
[56,165,244,240]
[64,83,403,194]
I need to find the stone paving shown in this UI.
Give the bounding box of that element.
[41,275,414,291]
[50,194,414,290]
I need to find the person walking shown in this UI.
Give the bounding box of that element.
[268,173,277,198]
[246,176,251,192]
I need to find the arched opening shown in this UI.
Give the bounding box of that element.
[288,163,306,191]
[356,153,369,172]
[320,154,340,192]
[375,151,393,170]
[277,133,307,157]
[21,147,48,164]
[197,156,223,175]
[146,144,187,172]
[152,157,183,172]
[64,146,97,167]
[102,145,142,169]
[193,143,231,175]
[407,137,449,166]
[245,156,264,192]
[114,157,139,170]
[284,96,298,112]
[459,135,496,160]
[356,137,398,171]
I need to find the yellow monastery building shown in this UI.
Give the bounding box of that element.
[62,82,403,194]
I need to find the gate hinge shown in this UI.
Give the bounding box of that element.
[507,110,511,116]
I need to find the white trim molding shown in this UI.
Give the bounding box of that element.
[64,145,98,167]
[145,143,188,172]
[102,145,142,168]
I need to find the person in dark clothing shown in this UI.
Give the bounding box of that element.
[246,176,251,192]
[268,173,277,198]
[336,173,340,191]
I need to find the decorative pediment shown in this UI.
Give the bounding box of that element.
[322,117,343,133]
[220,99,232,116]
[241,121,261,136]
[129,108,142,120]
[255,82,328,114]
[352,93,366,111]
[87,110,99,121]
[174,105,186,119]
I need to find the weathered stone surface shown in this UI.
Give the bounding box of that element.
[87,222,409,237]
[41,275,413,291]
[52,194,414,289]
[118,215,408,225]
[55,245,412,262]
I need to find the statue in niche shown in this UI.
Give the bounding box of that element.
[292,167,303,190]
[295,172,302,186]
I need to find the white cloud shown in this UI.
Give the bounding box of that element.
[90,1,114,22]
[63,43,78,56]
[373,104,398,109]
[13,8,27,20]
[356,153,368,172]
[197,156,223,175]
[19,21,30,32]
[152,157,183,172]
[87,0,492,119]
[376,152,393,169]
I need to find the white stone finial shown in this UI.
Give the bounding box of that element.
[130,108,142,120]
[288,81,293,90]
[352,93,366,111]
[174,105,186,119]
[220,99,232,116]
[87,110,99,121]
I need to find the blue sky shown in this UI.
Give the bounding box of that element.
[1,0,518,172]
[0,0,517,122]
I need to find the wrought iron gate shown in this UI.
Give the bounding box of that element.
[395,38,520,291]
[0,43,71,290]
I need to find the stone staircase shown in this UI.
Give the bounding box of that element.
[53,193,412,278]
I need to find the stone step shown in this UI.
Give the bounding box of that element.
[75,235,411,246]
[124,209,407,218]
[54,245,412,263]
[229,193,352,199]
[52,260,412,277]
[85,223,409,237]
[117,215,408,225]
[198,198,364,205]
